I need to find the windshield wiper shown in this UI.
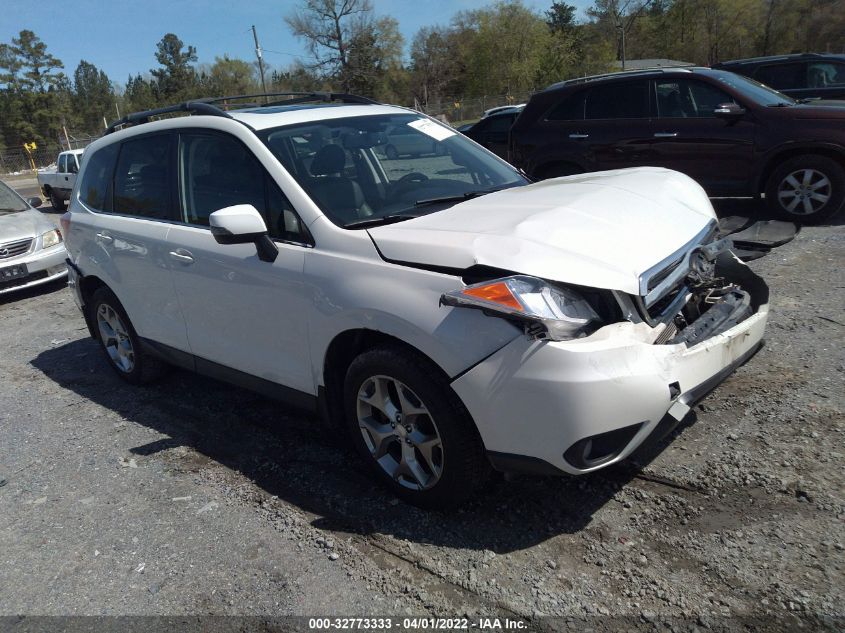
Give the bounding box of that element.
[414,187,504,208]
[343,214,418,229]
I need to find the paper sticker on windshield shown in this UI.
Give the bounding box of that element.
[407,118,456,141]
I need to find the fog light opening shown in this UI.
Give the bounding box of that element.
[564,422,644,470]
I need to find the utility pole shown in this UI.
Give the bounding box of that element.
[252,25,269,102]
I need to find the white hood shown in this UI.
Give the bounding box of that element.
[368,167,716,295]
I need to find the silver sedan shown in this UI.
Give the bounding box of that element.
[0,179,67,296]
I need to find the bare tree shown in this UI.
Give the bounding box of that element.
[285,0,373,92]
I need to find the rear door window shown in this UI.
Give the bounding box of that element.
[754,63,805,90]
[113,134,177,220]
[585,82,649,119]
[547,92,585,121]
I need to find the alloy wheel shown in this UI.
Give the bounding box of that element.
[356,375,444,490]
[777,168,832,216]
[96,303,135,373]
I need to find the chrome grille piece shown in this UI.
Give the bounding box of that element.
[0,238,33,260]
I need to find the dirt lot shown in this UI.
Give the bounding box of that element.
[0,185,843,631]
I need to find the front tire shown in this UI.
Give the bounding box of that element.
[343,347,489,509]
[89,287,165,385]
[765,155,845,224]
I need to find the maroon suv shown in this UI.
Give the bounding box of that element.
[509,67,845,223]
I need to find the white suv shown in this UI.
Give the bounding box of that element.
[63,93,769,508]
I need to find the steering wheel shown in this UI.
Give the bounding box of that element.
[396,172,429,184]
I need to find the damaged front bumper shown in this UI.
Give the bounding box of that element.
[451,252,769,476]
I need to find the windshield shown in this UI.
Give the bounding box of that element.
[711,71,796,106]
[0,180,28,214]
[258,113,527,228]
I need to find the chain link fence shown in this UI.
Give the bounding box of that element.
[0,135,100,176]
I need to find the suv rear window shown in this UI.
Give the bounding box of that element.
[113,134,176,220]
[79,143,118,211]
[585,82,649,119]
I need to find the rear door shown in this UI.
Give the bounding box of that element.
[581,80,656,171]
[165,130,314,394]
[75,133,190,352]
[648,77,756,196]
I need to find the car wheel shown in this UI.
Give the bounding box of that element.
[343,346,489,509]
[89,287,165,385]
[765,155,845,224]
[50,189,66,211]
[385,145,398,160]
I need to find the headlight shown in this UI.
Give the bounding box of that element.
[441,275,601,340]
[41,229,62,249]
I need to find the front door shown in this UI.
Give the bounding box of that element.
[649,78,756,196]
[165,130,314,394]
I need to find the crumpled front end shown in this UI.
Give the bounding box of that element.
[450,232,769,476]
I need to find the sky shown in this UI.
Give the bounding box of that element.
[2,0,593,89]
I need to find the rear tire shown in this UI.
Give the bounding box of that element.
[49,189,66,211]
[764,155,844,224]
[89,287,165,385]
[343,346,489,509]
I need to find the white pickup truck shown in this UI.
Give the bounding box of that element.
[37,149,85,210]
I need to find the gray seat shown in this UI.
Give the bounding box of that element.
[307,144,371,224]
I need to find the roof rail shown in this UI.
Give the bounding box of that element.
[545,67,696,91]
[105,92,378,135]
[209,91,379,108]
[106,100,231,134]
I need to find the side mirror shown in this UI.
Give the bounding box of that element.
[209,204,278,263]
[714,102,746,118]
[28,197,42,208]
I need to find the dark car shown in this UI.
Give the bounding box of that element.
[510,67,845,223]
[713,53,845,101]
[461,107,523,159]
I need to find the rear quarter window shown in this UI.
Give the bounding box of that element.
[78,143,118,211]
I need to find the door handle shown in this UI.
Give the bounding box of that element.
[95,232,113,245]
[569,133,590,139]
[169,249,194,264]
[654,132,678,138]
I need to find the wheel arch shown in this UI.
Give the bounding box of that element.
[319,328,456,428]
[757,144,845,194]
[77,274,109,338]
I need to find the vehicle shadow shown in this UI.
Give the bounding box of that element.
[0,277,67,306]
[31,338,692,554]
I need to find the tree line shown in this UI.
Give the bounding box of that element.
[1,0,843,151]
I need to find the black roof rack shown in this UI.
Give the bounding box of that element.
[105,92,378,135]
[544,67,700,91]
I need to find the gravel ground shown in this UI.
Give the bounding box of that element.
[0,187,843,631]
